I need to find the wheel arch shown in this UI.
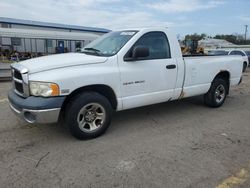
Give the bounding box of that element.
[213,71,230,94]
[61,84,118,114]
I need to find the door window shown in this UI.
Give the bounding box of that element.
[126,32,171,60]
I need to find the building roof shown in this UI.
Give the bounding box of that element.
[0,28,100,40]
[0,17,110,33]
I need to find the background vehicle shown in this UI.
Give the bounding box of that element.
[245,51,250,63]
[181,39,204,55]
[207,50,228,56]
[207,49,249,72]
[8,28,243,139]
[228,50,249,72]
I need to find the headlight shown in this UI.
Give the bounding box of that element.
[29,82,60,97]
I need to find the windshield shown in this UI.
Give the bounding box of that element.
[81,30,138,57]
[245,51,250,56]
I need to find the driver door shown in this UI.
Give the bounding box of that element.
[118,31,178,110]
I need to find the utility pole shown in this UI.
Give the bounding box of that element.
[244,25,248,43]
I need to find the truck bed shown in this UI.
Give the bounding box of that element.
[182,55,242,98]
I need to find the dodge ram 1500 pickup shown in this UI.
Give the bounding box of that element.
[8,28,243,139]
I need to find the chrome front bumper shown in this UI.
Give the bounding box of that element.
[9,102,61,124]
[8,90,65,124]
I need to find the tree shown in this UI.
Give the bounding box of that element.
[184,33,250,45]
[185,33,207,41]
[213,34,250,45]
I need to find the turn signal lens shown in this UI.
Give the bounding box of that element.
[50,83,60,96]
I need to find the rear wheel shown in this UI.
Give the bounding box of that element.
[204,78,228,108]
[65,92,113,139]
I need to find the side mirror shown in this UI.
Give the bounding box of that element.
[124,46,149,61]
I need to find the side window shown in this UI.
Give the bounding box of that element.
[230,51,245,56]
[127,32,171,60]
[229,51,236,55]
[238,51,245,56]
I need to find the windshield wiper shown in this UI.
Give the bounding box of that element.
[84,47,100,52]
[81,47,101,56]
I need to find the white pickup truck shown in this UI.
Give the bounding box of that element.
[8,28,243,139]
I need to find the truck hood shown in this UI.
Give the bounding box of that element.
[18,53,108,73]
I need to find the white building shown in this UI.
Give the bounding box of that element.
[198,38,234,49]
[199,37,250,53]
[0,17,110,55]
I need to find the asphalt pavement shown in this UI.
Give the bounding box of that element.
[0,62,11,81]
[0,69,250,188]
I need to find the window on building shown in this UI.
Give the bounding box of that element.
[75,41,82,52]
[1,23,10,28]
[11,38,22,46]
[2,37,11,45]
[75,41,82,49]
[46,39,53,48]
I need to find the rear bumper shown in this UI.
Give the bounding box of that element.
[8,90,65,124]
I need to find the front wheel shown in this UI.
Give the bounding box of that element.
[65,92,113,139]
[204,78,228,108]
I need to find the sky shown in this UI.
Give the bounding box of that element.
[0,0,249,38]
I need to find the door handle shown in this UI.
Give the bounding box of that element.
[166,64,176,69]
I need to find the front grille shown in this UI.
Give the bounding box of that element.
[12,69,24,96]
[11,64,29,98]
[14,70,22,80]
[14,82,24,93]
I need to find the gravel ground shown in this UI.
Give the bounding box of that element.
[0,69,250,188]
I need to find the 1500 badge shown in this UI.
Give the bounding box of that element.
[123,80,145,86]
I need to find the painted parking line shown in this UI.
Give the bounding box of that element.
[0,98,8,103]
[216,167,250,188]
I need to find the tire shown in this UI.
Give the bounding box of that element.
[204,78,228,108]
[243,62,247,73]
[65,92,113,140]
